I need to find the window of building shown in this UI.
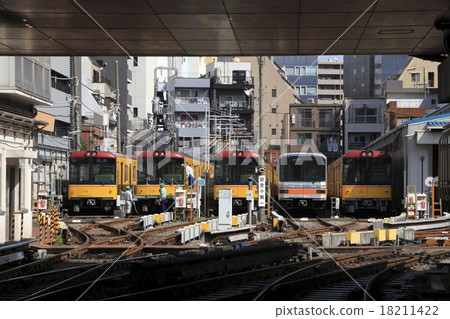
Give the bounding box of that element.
[232,70,246,85]
[133,107,138,117]
[353,68,356,75]
[272,108,277,113]
[133,56,138,67]
[361,66,365,73]
[355,108,377,123]
[272,89,277,97]
[272,128,276,135]
[297,133,312,145]
[285,67,295,75]
[428,72,435,87]
[179,89,199,103]
[296,85,317,95]
[298,109,313,127]
[319,109,333,128]
[411,72,420,82]
[51,70,71,94]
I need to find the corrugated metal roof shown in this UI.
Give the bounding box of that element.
[427,121,450,127]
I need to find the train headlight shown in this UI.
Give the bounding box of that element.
[93,151,97,156]
[368,151,373,156]
[238,151,244,156]
[160,151,165,156]
[155,151,159,156]
[361,151,367,156]
[86,151,91,156]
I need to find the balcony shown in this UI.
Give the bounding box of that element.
[219,101,252,112]
[212,76,254,86]
[176,121,208,137]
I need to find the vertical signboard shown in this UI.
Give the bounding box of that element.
[258,175,265,208]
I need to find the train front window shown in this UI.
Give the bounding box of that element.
[280,156,325,182]
[92,158,116,184]
[138,157,157,184]
[239,157,258,183]
[343,158,366,184]
[159,158,183,184]
[303,161,326,182]
[69,158,90,183]
[214,157,257,184]
[214,159,238,183]
[368,158,391,184]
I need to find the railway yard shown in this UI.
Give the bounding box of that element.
[1,213,450,301]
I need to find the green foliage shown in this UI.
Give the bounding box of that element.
[79,139,88,151]
[55,234,64,245]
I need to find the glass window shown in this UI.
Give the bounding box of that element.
[411,72,420,82]
[285,67,295,75]
[272,128,276,135]
[297,133,312,144]
[368,158,391,184]
[307,86,317,95]
[272,89,277,97]
[298,109,312,127]
[319,109,333,127]
[93,158,116,184]
[69,158,90,183]
[279,155,325,182]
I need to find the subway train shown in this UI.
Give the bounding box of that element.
[68,151,136,214]
[212,150,278,214]
[277,152,327,212]
[134,150,213,214]
[327,150,392,215]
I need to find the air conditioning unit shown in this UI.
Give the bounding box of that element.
[307,98,315,103]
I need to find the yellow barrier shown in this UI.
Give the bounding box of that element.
[345,231,360,244]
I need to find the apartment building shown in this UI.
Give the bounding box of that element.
[289,103,342,163]
[0,56,52,243]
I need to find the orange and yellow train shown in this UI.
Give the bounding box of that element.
[68,151,136,214]
[327,150,392,215]
[134,150,213,214]
[212,150,278,213]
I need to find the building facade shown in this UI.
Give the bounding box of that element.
[344,55,409,99]
[289,103,342,163]
[384,57,441,133]
[0,56,51,243]
[343,98,385,154]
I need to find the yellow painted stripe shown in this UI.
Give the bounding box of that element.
[214,185,258,199]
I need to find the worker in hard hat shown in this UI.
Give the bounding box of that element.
[159,183,167,212]
[123,185,133,217]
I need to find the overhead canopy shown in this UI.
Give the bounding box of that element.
[0,0,449,58]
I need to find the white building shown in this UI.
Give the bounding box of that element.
[0,56,51,243]
[343,98,385,153]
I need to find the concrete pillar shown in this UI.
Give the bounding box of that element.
[0,148,6,243]
[19,158,33,239]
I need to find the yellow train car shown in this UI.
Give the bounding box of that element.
[328,150,392,215]
[135,150,213,214]
[212,150,278,213]
[68,151,136,214]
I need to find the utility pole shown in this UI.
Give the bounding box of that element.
[73,76,81,150]
[115,61,121,154]
[257,56,266,223]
